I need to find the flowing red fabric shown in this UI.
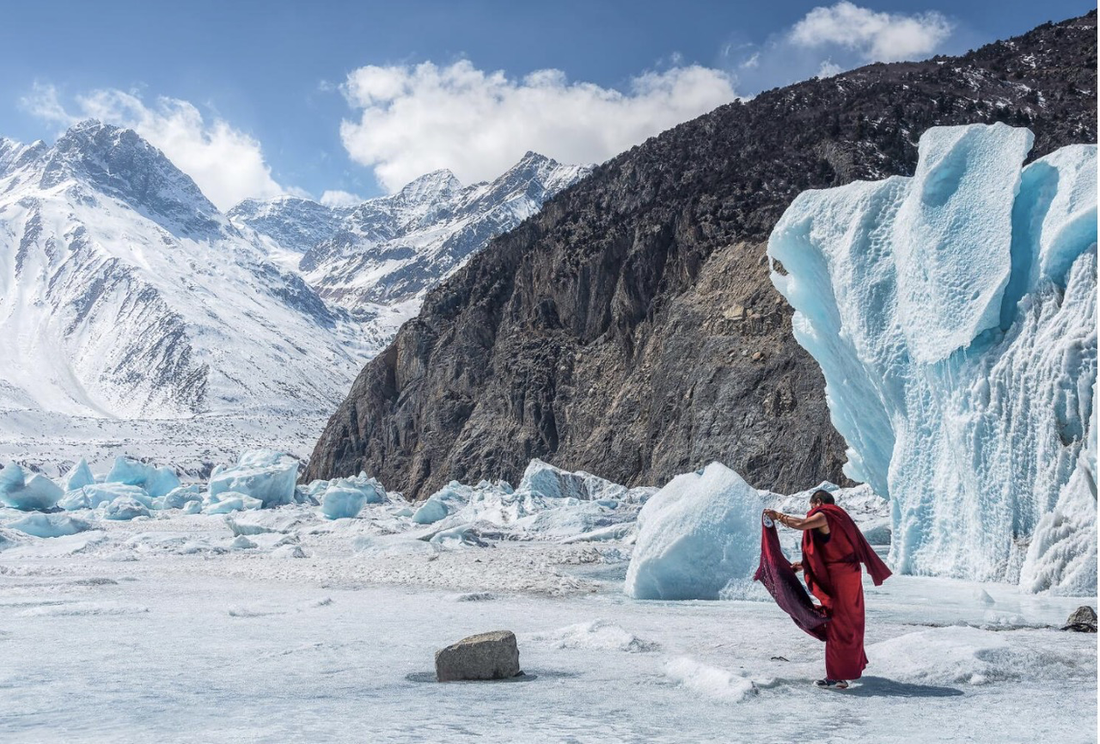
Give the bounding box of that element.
[801,504,892,680]
[753,514,827,640]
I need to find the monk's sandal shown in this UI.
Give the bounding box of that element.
[814,678,849,689]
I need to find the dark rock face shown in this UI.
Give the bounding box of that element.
[305,14,1098,499]
[435,630,522,682]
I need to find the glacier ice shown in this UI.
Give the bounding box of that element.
[105,457,181,498]
[411,481,475,525]
[0,463,64,511]
[624,462,763,600]
[7,513,93,538]
[155,485,204,510]
[768,123,1096,594]
[61,483,152,511]
[319,473,386,519]
[62,458,96,492]
[101,497,151,521]
[321,488,369,520]
[202,491,264,515]
[208,450,299,508]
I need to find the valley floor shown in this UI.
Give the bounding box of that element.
[1,508,1095,744]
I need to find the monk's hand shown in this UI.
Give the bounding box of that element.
[790,561,802,573]
[763,509,779,521]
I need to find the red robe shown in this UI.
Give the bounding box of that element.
[801,504,892,681]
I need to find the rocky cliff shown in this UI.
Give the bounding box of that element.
[305,13,1098,499]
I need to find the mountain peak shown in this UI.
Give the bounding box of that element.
[395,168,462,205]
[42,119,225,238]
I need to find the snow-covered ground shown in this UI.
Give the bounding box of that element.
[2,493,1094,743]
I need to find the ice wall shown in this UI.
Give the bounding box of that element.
[768,124,1096,594]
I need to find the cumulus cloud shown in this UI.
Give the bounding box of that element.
[339,60,737,192]
[20,83,291,210]
[789,2,953,62]
[320,189,363,207]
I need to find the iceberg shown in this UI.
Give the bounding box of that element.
[105,457,181,498]
[62,458,96,492]
[208,450,299,508]
[7,513,93,538]
[319,473,386,519]
[0,463,64,511]
[624,463,764,600]
[155,485,204,510]
[768,123,1096,594]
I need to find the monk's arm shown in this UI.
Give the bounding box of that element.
[763,510,828,531]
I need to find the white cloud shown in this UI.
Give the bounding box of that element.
[817,60,843,78]
[320,189,363,207]
[789,2,953,62]
[20,84,291,211]
[339,60,737,192]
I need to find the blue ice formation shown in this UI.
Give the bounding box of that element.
[60,483,152,511]
[62,458,96,492]
[768,124,1096,594]
[105,457,181,498]
[0,463,64,511]
[624,463,763,600]
[208,450,299,508]
[7,513,93,538]
[320,474,385,519]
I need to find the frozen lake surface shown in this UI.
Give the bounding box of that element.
[1,507,1095,743]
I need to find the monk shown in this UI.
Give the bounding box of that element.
[764,489,891,689]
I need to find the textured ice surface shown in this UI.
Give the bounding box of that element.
[208,450,299,508]
[6,513,93,538]
[100,497,151,521]
[105,457,181,498]
[769,124,1097,593]
[203,491,264,515]
[321,487,369,520]
[61,483,152,511]
[0,463,64,510]
[156,484,203,510]
[624,463,763,600]
[62,458,95,491]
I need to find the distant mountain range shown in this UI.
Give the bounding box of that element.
[0,121,588,423]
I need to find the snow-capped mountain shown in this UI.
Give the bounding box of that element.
[0,121,381,420]
[231,152,591,309]
[0,121,588,471]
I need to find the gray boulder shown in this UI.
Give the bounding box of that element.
[435,630,521,682]
[1062,606,1097,632]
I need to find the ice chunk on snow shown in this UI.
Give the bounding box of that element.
[7,513,92,538]
[155,485,203,510]
[0,463,64,511]
[62,458,95,492]
[208,450,299,508]
[768,124,1097,594]
[624,463,763,600]
[664,657,758,702]
[517,459,648,502]
[101,497,151,521]
[203,491,264,514]
[105,457,180,498]
[411,481,473,524]
[61,483,152,511]
[319,474,385,519]
[526,620,659,652]
[321,487,369,520]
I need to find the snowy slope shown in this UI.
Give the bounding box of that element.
[0,121,385,419]
[768,123,1096,594]
[231,152,591,309]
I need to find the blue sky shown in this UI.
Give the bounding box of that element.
[0,0,1090,208]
